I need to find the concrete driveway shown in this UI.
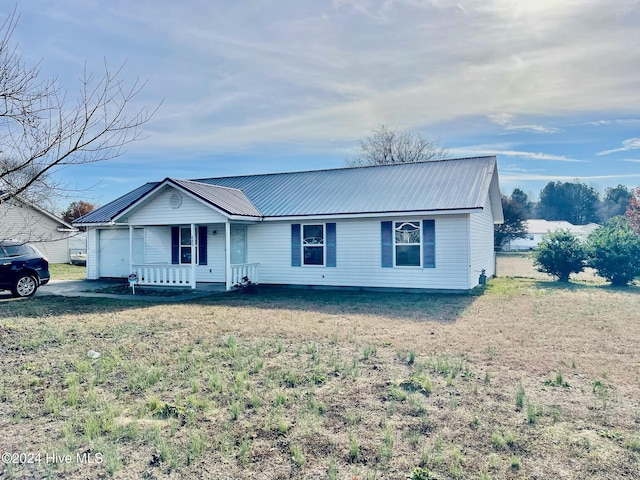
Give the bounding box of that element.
[0,279,226,302]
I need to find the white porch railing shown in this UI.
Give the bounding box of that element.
[132,264,195,288]
[230,263,260,286]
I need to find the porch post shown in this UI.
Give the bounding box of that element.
[190,223,196,289]
[225,220,232,290]
[129,225,134,276]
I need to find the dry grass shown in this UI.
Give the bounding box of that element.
[1,255,639,479]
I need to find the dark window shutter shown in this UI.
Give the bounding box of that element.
[198,226,208,265]
[171,227,179,265]
[326,223,336,267]
[422,219,435,268]
[381,221,393,268]
[291,224,301,267]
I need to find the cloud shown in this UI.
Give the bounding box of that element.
[13,1,640,156]
[502,172,640,182]
[504,124,561,134]
[597,138,640,155]
[576,119,640,127]
[487,114,560,134]
[450,146,582,162]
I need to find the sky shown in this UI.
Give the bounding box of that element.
[8,0,640,209]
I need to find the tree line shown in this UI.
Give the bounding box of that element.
[496,183,640,248]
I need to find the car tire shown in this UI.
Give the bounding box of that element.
[12,274,38,297]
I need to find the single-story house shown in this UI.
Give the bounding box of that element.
[0,192,79,263]
[504,219,600,251]
[73,156,503,291]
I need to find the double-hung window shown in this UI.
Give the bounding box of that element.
[180,227,198,264]
[291,223,336,267]
[394,221,421,267]
[302,224,324,266]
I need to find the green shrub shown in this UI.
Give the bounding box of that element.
[532,229,586,282]
[587,216,640,286]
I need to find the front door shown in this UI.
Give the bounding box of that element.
[230,227,247,265]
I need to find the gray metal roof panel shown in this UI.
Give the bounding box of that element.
[73,182,159,224]
[195,156,496,217]
[168,179,261,217]
[75,156,497,224]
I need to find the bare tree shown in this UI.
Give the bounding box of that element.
[0,9,153,208]
[346,124,448,167]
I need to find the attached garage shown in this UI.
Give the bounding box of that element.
[97,229,130,278]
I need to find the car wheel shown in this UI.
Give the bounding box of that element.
[12,274,38,297]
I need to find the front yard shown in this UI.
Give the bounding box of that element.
[1,255,639,479]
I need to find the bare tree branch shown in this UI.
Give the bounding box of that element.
[0,8,155,208]
[346,124,448,167]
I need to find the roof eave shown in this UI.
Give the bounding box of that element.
[261,208,484,221]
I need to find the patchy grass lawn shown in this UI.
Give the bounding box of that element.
[1,256,639,479]
[49,263,87,281]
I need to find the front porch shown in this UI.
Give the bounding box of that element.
[130,262,259,290]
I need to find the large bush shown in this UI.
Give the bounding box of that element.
[533,229,586,282]
[587,216,640,286]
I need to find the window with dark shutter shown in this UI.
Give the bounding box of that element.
[326,223,336,267]
[381,221,393,268]
[291,224,301,267]
[422,219,435,268]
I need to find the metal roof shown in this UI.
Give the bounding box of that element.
[167,179,261,217]
[75,182,159,224]
[75,156,499,224]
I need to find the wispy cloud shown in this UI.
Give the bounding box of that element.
[597,138,640,155]
[488,114,560,134]
[502,173,640,182]
[450,146,582,162]
[576,119,640,127]
[504,124,561,134]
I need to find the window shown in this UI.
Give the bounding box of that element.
[2,244,33,257]
[394,221,420,266]
[180,227,197,264]
[292,223,336,267]
[302,224,324,265]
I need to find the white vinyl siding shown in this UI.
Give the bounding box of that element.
[469,193,496,286]
[248,215,470,290]
[126,186,227,225]
[0,199,71,263]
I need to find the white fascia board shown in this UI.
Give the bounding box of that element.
[261,208,482,222]
[227,215,262,222]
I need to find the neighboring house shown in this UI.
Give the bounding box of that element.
[505,219,600,251]
[74,156,503,291]
[0,192,78,263]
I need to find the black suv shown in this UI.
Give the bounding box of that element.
[0,241,50,297]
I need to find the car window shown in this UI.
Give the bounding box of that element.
[3,244,33,257]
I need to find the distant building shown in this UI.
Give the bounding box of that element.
[504,219,600,251]
[0,193,79,263]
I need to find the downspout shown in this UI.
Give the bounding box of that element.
[129,225,134,277]
[191,223,196,289]
[225,220,232,291]
[467,214,472,290]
